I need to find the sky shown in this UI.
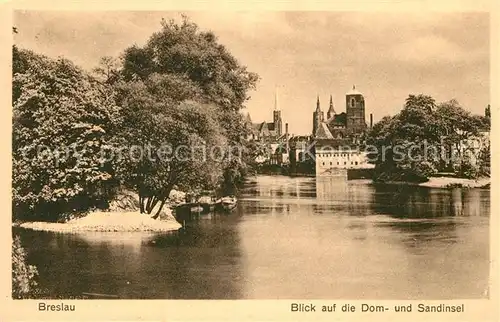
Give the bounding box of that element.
[13,11,490,135]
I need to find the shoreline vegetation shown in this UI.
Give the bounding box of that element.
[13,189,183,233]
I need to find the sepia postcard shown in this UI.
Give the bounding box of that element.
[1,0,499,321]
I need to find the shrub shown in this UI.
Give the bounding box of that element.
[12,236,39,299]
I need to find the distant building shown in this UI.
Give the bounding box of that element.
[248,90,284,142]
[312,86,374,176]
[289,135,314,174]
[246,89,290,165]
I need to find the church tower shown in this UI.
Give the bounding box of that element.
[273,88,282,136]
[327,95,336,120]
[312,95,324,136]
[346,85,366,133]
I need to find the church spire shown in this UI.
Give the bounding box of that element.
[316,95,321,111]
[327,94,335,119]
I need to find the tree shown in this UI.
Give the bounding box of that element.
[116,16,260,194]
[405,94,437,113]
[399,94,441,142]
[368,95,441,182]
[92,56,121,84]
[111,78,226,218]
[477,140,490,177]
[367,95,488,182]
[120,16,259,113]
[12,49,120,220]
[436,100,482,175]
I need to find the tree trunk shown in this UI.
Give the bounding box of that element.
[146,197,160,214]
[151,185,174,219]
[152,197,167,220]
[139,195,145,214]
[145,196,156,214]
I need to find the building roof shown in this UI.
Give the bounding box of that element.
[252,122,279,136]
[325,112,347,126]
[315,122,334,139]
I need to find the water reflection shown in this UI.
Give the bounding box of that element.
[370,184,489,218]
[17,216,244,299]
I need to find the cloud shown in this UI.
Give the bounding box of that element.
[391,35,467,63]
[12,11,489,135]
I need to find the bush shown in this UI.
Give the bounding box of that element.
[454,160,479,179]
[12,236,39,299]
[413,160,437,179]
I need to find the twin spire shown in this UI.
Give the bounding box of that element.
[316,94,336,115]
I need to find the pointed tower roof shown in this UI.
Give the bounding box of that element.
[328,94,335,114]
[245,112,252,123]
[316,95,321,111]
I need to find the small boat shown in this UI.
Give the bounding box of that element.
[197,195,216,213]
[216,196,237,212]
[173,199,214,225]
[190,205,204,213]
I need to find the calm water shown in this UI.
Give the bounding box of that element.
[16,176,490,299]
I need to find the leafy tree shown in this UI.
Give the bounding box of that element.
[477,141,490,177]
[120,16,259,113]
[115,16,259,195]
[399,94,440,142]
[436,100,482,174]
[92,56,121,84]
[367,95,488,182]
[485,104,491,119]
[12,49,120,220]
[111,78,226,217]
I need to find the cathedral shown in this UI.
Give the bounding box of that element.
[248,90,286,142]
[313,85,371,141]
[312,85,374,175]
[246,90,290,164]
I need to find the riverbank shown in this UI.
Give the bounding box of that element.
[14,211,181,233]
[421,176,490,188]
[377,176,490,189]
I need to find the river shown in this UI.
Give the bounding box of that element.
[15,175,490,299]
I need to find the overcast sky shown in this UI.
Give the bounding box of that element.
[14,11,489,135]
